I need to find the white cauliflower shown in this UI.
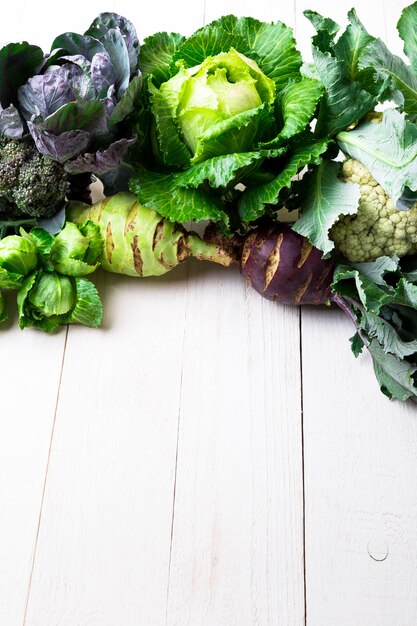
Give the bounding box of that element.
[330,159,417,262]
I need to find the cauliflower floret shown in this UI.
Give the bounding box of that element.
[330,159,417,262]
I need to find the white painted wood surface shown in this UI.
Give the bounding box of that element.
[0,0,415,624]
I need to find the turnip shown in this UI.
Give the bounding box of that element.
[240,224,333,304]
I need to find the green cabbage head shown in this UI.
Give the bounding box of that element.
[158,49,275,163]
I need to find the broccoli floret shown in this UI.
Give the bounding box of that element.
[330,159,417,262]
[0,137,68,219]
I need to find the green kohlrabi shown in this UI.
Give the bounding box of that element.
[128,16,328,230]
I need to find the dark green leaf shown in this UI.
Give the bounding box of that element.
[333,9,375,79]
[50,33,106,60]
[359,39,417,115]
[332,264,393,313]
[303,9,340,52]
[260,78,323,148]
[313,46,376,136]
[238,138,328,223]
[109,75,142,126]
[66,277,103,327]
[363,311,417,357]
[0,42,44,108]
[139,32,186,86]
[397,1,417,72]
[350,331,364,356]
[129,168,228,223]
[171,16,302,91]
[370,339,417,401]
[176,148,285,189]
[337,109,417,207]
[293,160,360,256]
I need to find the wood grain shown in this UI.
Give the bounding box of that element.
[165,265,304,626]
[0,0,416,624]
[0,302,66,626]
[295,2,417,624]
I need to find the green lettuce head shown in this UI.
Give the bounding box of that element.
[17,270,103,332]
[129,16,327,229]
[50,221,104,275]
[0,234,38,288]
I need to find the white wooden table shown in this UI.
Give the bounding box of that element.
[2,0,417,624]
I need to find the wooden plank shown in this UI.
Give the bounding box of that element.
[162,2,305,623]
[302,307,417,625]
[23,266,192,626]
[22,3,208,626]
[0,298,66,626]
[296,0,417,623]
[165,264,304,626]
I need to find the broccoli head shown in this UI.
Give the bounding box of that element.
[330,159,417,263]
[0,137,68,219]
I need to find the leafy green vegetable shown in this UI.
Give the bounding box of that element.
[304,9,378,136]
[0,222,103,332]
[16,13,140,178]
[0,42,43,110]
[292,160,360,256]
[0,234,38,276]
[332,257,417,401]
[237,138,329,224]
[16,269,102,332]
[129,15,325,227]
[337,109,417,209]
[50,221,103,275]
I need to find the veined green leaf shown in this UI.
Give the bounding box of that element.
[370,340,417,401]
[332,264,393,314]
[293,160,360,256]
[397,1,417,73]
[176,148,285,189]
[148,73,192,168]
[337,109,417,208]
[303,10,340,53]
[109,75,142,126]
[260,78,323,148]
[191,104,274,164]
[352,256,400,285]
[359,39,417,115]
[66,277,103,328]
[39,101,108,135]
[139,32,186,86]
[238,138,328,223]
[171,15,302,91]
[334,9,375,79]
[129,169,228,223]
[313,46,376,136]
[363,312,417,358]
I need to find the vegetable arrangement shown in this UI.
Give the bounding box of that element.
[1,4,417,402]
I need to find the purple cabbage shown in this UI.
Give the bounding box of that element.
[15,13,141,178]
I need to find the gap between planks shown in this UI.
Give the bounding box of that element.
[299,308,307,626]
[165,262,191,623]
[22,325,70,626]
